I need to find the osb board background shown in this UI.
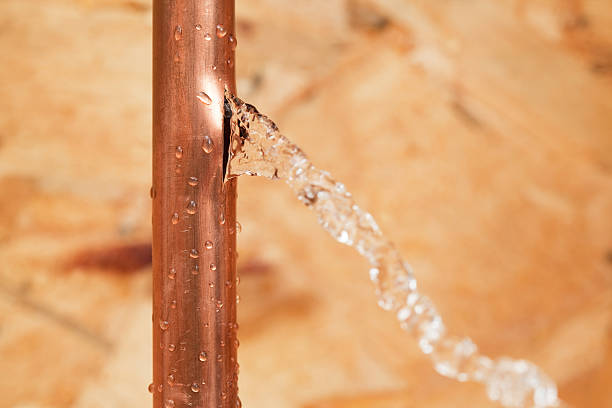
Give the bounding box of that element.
[0,0,611,407]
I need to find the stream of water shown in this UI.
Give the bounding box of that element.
[224,90,563,408]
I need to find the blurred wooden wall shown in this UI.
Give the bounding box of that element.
[0,0,610,407]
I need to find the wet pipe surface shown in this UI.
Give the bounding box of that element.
[0,0,611,407]
[152,0,238,407]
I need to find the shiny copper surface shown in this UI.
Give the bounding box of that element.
[152,1,237,407]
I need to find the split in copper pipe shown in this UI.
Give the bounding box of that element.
[152,0,238,407]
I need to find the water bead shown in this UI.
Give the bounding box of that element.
[196,92,212,105]
[216,24,227,38]
[202,135,214,153]
[174,25,182,41]
[186,201,197,214]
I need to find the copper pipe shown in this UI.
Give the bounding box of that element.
[152,1,238,407]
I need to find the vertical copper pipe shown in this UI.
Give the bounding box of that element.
[152,1,238,407]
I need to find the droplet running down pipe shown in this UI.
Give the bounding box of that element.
[152,1,238,407]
